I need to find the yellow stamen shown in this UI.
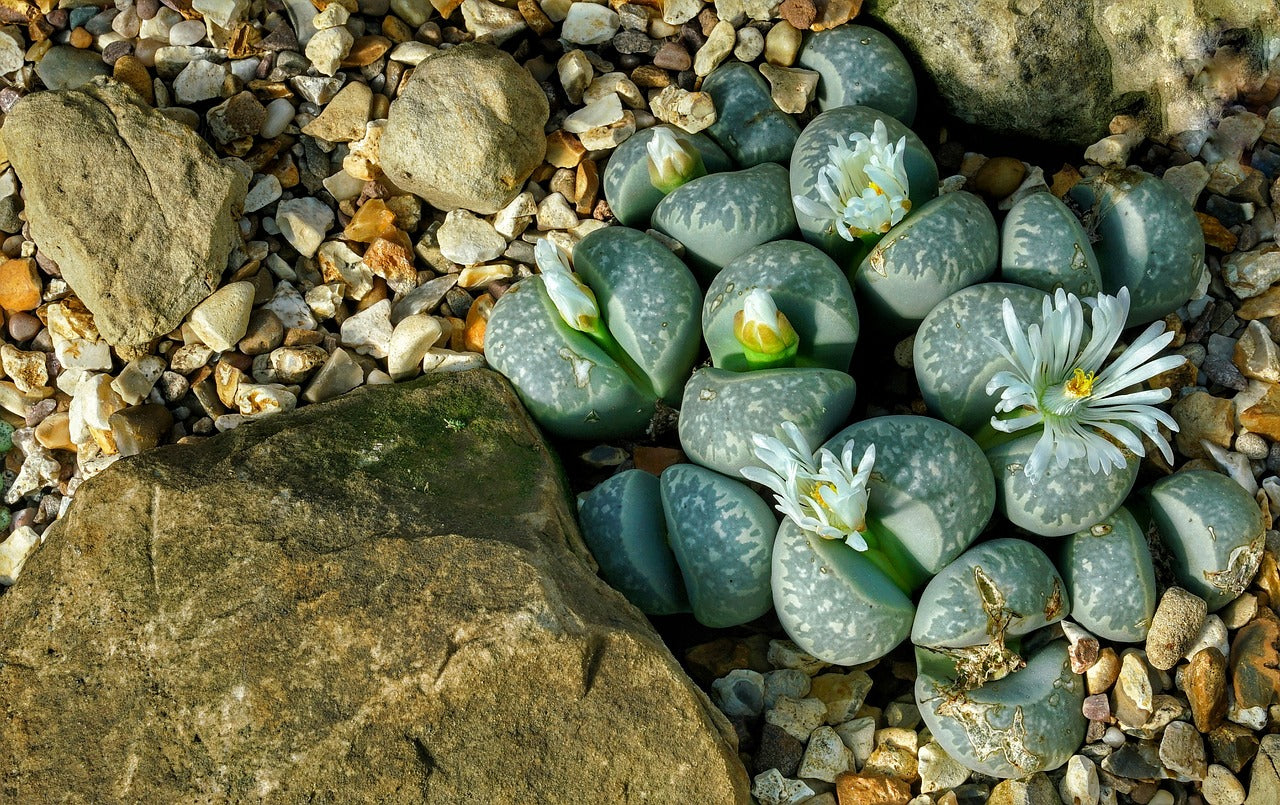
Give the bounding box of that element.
[1064,368,1096,398]
[868,181,884,196]
[813,481,836,511]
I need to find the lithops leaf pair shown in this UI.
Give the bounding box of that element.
[485,226,702,440]
[912,539,1084,778]
[702,240,860,373]
[769,416,995,665]
[702,62,801,168]
[1138,470,1267,612]
[601,125,734,228]
[1066,167,1205,327]
[577,463,775,628]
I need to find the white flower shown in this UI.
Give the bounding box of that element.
[985,287,1185,479]
[734,288,798,357]
[646,127,704,192]
[792,119,912,241]
[741,422,877,551]
[535,238,599,333]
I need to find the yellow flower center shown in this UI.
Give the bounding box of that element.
[1064,368,1096,399]
[813,481,837,511]
[868,181,884,196]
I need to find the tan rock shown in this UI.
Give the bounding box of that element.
[1234,320,1280,383]
[834,771,911,805]
[301,81,372,143]
[1187,646,1229,733]
[1172,391,1235,458]
[0,371,750,803]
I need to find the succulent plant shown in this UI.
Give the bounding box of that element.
[790,106,938,269]
[702,240,860,372]
[652,163,798,282]
[678,365,856,478]
[1138,470,1267,612]
[485,226,701,439]
[1057,506,1157,642]
[1065,167,1205,327]
[763,416,994,665]
[852,190,998,333]
[702,61,802,168]
[916,640,1086,779]
[601,125,734,228]
[795,24,919,123]
[1001,191,1102,297]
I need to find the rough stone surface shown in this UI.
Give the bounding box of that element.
[381,43,549,214]
[863,0,1280,146]
[0,78,246,347]
[0,371,749,803]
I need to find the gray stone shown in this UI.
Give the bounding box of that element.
[381,43,548,215]
[863,0,1279,146]
[1244,734,1280,804]
[0,79,247,347]
[0,371,750,803]
[34,46,110,90]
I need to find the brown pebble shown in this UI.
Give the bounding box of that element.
[1229,609,1280,711]
[7,311,41,342]
[834,772,912,805]
[381,15,412,42]
[341,35,392,67]
[652,42,692,72]
[545,130,586,169]
[972,156,1027,199]
[109,403,174,457]
[1050,163,1083,197]
[575,159,599,215]
[631,64,672,88]
[112,55,154,104]
[34,411,73,451]
[1082,692,1110,721]
[1186,647,1228,733]
[633,446,684,476]
[69,27,93,49]
[1197,211,1239,251]
[283,327,325,347]
[779,0,817,29]
[517,0,555,36]
[238,308,285,356]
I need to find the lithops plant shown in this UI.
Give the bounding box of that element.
[576,463,777,628]
[484,227,701,439]
[702,61,801,168]
[1001,191,1103,297]
[911,539,1068,688]
[790,106,938,269]
[914,282,1049,434]
[853,190,998,333]
[577,469,690,616]
[702,240,860,372]
[652,162,798,283]
[757,416,995,665]
[916,640,1086,778]
[1057,506,1157,642]
[795,24,919,123]
[1138,470,1267,612]
[981,287,1185,536]
[601,125,734,228]
[1066,167,1205,327]
[678,365,856,478]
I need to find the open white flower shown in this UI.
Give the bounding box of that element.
[741,422,877,551]
[986,287,1185,479]
[792,119,912,241]
[646,127,705,192]
[535,238,599,333]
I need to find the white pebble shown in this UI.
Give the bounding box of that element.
[535,193,579,231]
[563,92,624,134]
[0,526,41,586]
[560,2,619,45]
[264,281,317,330]
[1059,755,1099,805]
[188,282,255,353]
[339,299,393,359]
[421,349,484,373]
[111,355,167,405]
[797,726,852,783]
[305,26,354,77]
[192,0,248,29]
[437,210,506,265]
[173,60,227,104]
[387,315,443,380]
[243,174,283,214]
[750,769,814,805]
[169,19,208,47]
[388,41,438,65]
[276,197,334,258]
[1202,764,1245,805]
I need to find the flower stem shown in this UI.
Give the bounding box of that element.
[585,323,653,396]
[858,517,928,595]
[741,343,798,371]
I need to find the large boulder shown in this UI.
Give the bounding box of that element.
[0,370,749,803]
[864,0,1279,146]
[381,43,549,215]
[0,78,247,347]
